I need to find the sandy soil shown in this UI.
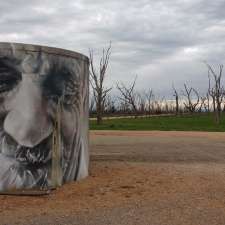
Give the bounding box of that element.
[1,131,225,225]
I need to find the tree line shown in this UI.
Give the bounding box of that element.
[89,43,225,125]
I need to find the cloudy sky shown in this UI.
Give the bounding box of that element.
[0,0,225,99]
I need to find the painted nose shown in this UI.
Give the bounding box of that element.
[4,75,52,147]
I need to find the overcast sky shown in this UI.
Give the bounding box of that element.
[0,0,225,99]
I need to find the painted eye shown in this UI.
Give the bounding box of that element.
[43,63,79,106]
[63,80,79,105]
[0,58,21,93]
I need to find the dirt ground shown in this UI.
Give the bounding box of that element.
[1,131,225,225]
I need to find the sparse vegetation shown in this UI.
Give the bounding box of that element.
[89,46,225,129]
[90,113,225,131]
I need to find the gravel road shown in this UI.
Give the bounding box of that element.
[1,131,225,225]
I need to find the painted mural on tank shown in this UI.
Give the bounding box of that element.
[0,43,89,191]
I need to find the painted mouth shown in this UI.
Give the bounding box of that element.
[0,131,52,165]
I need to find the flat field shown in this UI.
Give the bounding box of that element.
[1,131,225,225]
[90,113,225,131]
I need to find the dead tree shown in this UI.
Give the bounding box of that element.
[206,63,224,124]
[104,95,116,115]
[205,92,211,113]
[89,43,112,124]
[145,89,154,116]
[117,76,139,117]
[159,96,166,114]
[207,70,216,113]
[137,92,147,115]
[172,84,179,115]
[198,96,207,113]
[182,84,200,113]
[119,101,130,115]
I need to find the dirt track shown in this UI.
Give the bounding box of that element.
[1,131,225,225]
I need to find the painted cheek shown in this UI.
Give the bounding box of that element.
[60,108,76,144]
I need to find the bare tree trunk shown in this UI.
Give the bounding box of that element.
[206,63,224,124]
[206,93,210,113]
[172,85,179,115]
[96,95,103,124]
[145,89,154,117]
[137,92,146,115]
[89,43,112,125]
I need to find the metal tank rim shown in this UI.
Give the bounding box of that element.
[0,42,89,62]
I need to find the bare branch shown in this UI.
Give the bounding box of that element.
[89,42,112,124]
[205,62,224,124]
[117,76,139,117]
[182,83,200,113]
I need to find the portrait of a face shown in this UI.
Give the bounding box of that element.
[0,43,89,191]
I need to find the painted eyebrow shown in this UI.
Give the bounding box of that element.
[0,57,21,78]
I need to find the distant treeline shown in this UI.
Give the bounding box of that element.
[89,43,224,125]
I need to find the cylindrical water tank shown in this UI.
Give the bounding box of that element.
[0,42,89,192]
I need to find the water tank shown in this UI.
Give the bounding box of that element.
[0,42,89,192]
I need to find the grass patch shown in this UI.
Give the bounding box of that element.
[90,113,225,132]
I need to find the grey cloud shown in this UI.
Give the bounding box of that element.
[0,0,225,98]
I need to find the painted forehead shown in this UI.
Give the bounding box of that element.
[0,51,77,78]
[21,53,50,75]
